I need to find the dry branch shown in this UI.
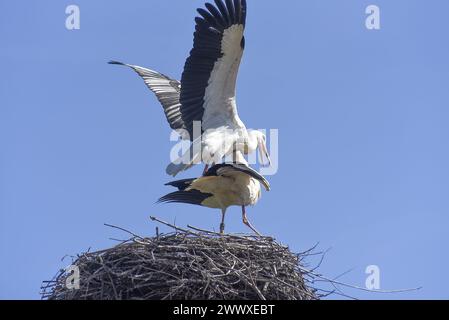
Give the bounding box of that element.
[41,220,318,300]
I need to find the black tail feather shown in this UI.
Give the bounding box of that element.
[158,190,212,206]
[165,178,196,191]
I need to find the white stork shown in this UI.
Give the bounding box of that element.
[109,0,271,176]
[158,163,270,235]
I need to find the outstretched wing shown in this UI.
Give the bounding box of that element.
[206,163,271,191]
[108,61,185,133]
[180,0,247,138]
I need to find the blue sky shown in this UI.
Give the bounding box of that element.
[1,0,448,299]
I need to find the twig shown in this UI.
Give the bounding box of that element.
[150,216,198,235]
[299,266,422,294]
[104,223,144,241]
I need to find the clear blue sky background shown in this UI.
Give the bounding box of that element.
[1,0,448,300]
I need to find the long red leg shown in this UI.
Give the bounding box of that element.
[220,209,226,235]
[242,206,262,236]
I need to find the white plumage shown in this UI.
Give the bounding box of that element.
[110,0,271,176]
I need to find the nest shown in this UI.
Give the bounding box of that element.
[42,219,319,300]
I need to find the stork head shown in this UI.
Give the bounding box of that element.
[249,130,271,167]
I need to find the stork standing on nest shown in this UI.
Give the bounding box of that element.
[109,0,271,176]
[158,163,270,235]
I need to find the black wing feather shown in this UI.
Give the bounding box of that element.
[165,178,196,191]
[205,163,270,191]
[214,0,231,25]
[225,0,236,23]
[205,3,227,28]
[158,190,212,206]
[108,61,185,131]
[180,0,247,139]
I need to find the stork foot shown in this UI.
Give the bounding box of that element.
[243,218,261,236]
[242,206,262,236]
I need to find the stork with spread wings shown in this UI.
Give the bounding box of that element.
[110,0,270,177]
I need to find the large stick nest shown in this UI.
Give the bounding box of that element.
[42,222,318,300]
